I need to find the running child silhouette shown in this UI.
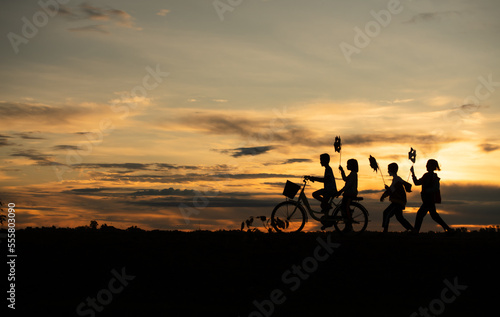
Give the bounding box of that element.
[380,163,413,233]
[305,153,338,216]
[338,159,358,232]
[410,159,452,233]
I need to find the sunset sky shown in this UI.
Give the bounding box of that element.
[1,0,499,232]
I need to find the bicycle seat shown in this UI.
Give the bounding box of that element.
[353,197,363,201]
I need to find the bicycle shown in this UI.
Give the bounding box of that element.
[270,177,369,233]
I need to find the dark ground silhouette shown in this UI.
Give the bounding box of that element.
[5,227,500,316]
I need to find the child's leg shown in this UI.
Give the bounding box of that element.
[312,189,324,203]
[322,193,333,214]
[382,204,396,233]
[413,204,429,233]
[313,189,332,215]
[394,207,413,231]
[428,204,451,231]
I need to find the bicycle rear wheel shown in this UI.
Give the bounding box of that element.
[331,201,368,233]
[271,201,307,233]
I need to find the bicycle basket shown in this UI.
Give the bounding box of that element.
[282,180,300,199]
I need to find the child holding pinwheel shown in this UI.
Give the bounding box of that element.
[338,159,359,232]
[380,163,414,233]
[410,159,453,233]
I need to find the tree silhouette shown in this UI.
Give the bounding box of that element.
[126,225,145,232]
[89,220,98,230]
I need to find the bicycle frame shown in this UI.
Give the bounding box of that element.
[273,178,369,233]
[290,179,340,222]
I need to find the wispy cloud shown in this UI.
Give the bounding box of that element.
[0,102,77,121]
[156,9,170,17]
[0,101,99,127]
[130,188,197,196]
[173,111,460,152]
[405,11,462,24]
[85,171,299,184]
[0,134,13,147]
[61,185,279,210]
[154,164,199,170]
[174,112,328,147]
[282,158,312,164]
[74,163,152,170]
[264,158,313,166]
[63,187,120,194]
[444,104,484,122]
[52,145,81,151]
[61,2,141,34]
[216,146,276,157]
[15,132,45,140]
[56,5,74,17]
[68,24,110,34]
[345,133,458,146]
[73,163,202,171]
[479,143,500,153]
[10,149,63,166]
[0,100,127,132]
[79,2,137,28]
[126,196,279,209]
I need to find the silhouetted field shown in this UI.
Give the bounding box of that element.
[6,227,500,316]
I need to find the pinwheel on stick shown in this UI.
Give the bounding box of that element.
[408,147,416,164]
[334,136,342,165]
[407,147,416,181]
[369,155,386,186]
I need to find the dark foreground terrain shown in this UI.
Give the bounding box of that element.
[4,228,500,316]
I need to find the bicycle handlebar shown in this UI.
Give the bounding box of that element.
[303,175,313,183]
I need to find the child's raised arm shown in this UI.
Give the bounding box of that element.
[339,165,347,181]
[410,166,422,185]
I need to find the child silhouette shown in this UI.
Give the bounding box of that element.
[380,163,414,233]
[338,159,358,232]
[410,159,452,233]
[306,153,338,216]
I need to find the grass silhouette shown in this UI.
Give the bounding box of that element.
[4,226,500,316]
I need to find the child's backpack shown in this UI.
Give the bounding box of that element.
[390,180,411,207]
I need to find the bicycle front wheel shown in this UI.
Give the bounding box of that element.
[271,201,307,233]
[331,201,369,233]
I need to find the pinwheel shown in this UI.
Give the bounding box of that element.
[408,147,416,164]
[407,147,416,181]
[369,155,378,172]
[334,136,342,165]
[369,155,386,186]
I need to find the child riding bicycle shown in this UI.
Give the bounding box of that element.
[304,153,338,216]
